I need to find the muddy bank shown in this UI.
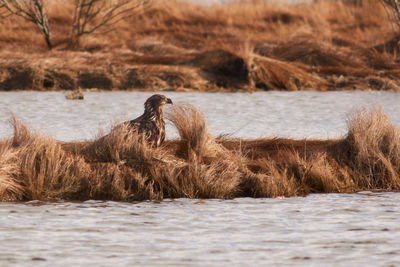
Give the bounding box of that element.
[1,47,399,92]
[0,105,399,201]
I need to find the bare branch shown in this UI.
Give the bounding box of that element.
[0,0,52,49]
[380,0,400,32]
[69,0,151,48]
[0,3,11,18]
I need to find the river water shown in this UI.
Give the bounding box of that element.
[1,91,400,141]
[0,91,399,266]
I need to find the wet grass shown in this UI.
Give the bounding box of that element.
[0,105,399,201]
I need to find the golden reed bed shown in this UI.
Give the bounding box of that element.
[0,0,399,92]
[0,105,399,201]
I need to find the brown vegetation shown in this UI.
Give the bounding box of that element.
[0,0,399,91]
[66,88,84,99]
[0,105,399,202]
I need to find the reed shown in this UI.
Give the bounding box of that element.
[0,117,91,201]
[336,109,400,189]
[0,106,399,202]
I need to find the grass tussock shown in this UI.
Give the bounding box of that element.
[0,106,400,202]
[338,109,400,189]
[0,0,399,91]
[0,117,91,201]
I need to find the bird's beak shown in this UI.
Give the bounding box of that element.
[167,98,173,104]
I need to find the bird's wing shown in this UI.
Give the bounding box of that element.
[129,114,143,128]
[141,120,159,141]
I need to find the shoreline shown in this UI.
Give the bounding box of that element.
[0,48,398,92]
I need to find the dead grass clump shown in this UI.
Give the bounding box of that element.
[164,104,243,198]
[17,135,90,200]
[66,89,84,100]
[337,109,400,189]
[167,104,222,160]
[238,161,299,198]
[177,160,240,199]
[250,55,329,91]
[269,34,365,68]
[145,158,240,199]
[289,153,355,194]
[0,118,91,201]
[0,141,24,201]
[87,163,156,201]
[167,104,210,158]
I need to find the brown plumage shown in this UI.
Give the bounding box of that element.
[124,94,173,147]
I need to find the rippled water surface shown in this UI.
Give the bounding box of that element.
[1,194,400,266]
[0,91,400,266]
[1,91,400,141]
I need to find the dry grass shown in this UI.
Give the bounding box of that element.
[337,109,400,189]
[0,105,399,202]
[0,0,399,91]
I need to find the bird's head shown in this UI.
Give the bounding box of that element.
[144,94,173,113]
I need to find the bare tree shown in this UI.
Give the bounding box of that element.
[0,0,52,49]
[380,0,400,32]
[69,0,150,48]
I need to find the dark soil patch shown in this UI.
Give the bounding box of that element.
[188,49,249,88]
[120,68,147,89]
[0,67,34,90]
[373,35,400,55]
[263,11,304,24]
[44,71,75,90]
[78,72,113,90]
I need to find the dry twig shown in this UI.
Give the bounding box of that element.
[69,0,150,48]
[380,0,400,32]
[0,0,52,49]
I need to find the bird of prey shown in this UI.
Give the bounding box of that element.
[124,94,173,147]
